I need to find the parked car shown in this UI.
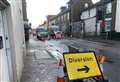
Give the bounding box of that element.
[48,25,62,39]
[36,28,50,41]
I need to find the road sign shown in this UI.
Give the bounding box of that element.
[64,52,102,80]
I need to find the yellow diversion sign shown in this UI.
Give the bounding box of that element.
[64,52,102,80]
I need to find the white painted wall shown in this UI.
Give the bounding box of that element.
[115,0,120,32]
[0,46,10,82]
[0,0,25,81]
[8,0,25,81]
[81,10,89,19]
[5,0,25,81]
[81,8,96,20]
[81,8,97,35]
[85,17,96,35]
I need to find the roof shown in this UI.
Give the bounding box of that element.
[47,15,56,21]
[50,8,70,21]
[0,0,9,10]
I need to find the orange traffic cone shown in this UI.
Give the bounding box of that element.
[57,59,65,82]
[97,55,105,80]
[98,55,105,64]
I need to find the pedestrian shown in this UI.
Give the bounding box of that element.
[100,20,105,32]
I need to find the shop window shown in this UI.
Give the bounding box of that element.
[96,10,103,20]
[81,11,89,19]
[90,8,96,17]
[106,3,112,14]
[105,18,112,32]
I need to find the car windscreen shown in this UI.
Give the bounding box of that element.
[36,28,47,32]
[53,28,60,32]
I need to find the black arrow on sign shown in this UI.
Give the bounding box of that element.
[77,66,90,73]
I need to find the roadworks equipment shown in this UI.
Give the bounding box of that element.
[57,59,65,82]
[97,55,105,80]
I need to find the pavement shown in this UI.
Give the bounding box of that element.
[20,39,58,82]
[20,35,70,82]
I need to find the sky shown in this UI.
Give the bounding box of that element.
[26,0,69,28]
[92,0,100,4]
[26,0,100,28]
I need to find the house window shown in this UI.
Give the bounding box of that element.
[58,17,60,22]
[62,15,64,22]
[0,36,3,49]
[85,3,88,8]
[63,14,66,21]
[90,8,96,17]
[67,13,69,20]
[106,3,112,14]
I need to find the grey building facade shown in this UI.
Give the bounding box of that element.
[69,0,93,22]
[47,0,120,39]
[47,7,70,36]
[22,0,28,22]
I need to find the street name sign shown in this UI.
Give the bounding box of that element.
[64,52,102,80]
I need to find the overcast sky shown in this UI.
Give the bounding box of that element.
[26,0,100,28]
[26,0,69,28]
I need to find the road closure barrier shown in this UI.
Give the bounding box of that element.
[64,52,103,80]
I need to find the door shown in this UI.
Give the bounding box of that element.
[0,10,10,82]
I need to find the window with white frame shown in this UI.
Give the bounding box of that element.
[90,8,96,17]
[67,13,69,20]
[106,3,112,14]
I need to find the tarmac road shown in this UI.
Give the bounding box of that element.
[21,34,119,82]
[61,38,120,82]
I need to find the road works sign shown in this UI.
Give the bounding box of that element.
[64,52,102,80]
